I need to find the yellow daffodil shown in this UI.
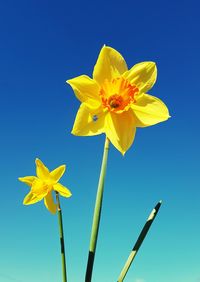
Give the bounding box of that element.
[67,46,170,154]
[18,158,72,214]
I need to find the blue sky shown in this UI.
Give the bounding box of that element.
[0,0,200,281]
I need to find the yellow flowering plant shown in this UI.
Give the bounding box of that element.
[19,158,72,282]
[18,46,170,282]
[67,45,170,281]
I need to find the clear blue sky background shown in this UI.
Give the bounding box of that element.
[0,0,199,282]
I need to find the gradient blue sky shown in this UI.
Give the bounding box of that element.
[0,0,200,282]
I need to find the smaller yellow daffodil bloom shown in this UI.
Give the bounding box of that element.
[18,158,72,214]
[67,46,170,155]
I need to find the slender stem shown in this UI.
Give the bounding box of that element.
[85,137,110,282]
[117,201,162,282]
[56,191,67,282]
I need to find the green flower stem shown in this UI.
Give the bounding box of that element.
[85,137,110,282]
[117,201,162,282]
[56,192,67,282]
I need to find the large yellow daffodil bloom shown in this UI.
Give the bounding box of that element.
[18,158,72,214]
[67,46,170,154]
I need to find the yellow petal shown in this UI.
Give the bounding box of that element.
[44,192,57,214]
[35,158,50,180]
[72,103,106,136]
[123,62,157,93]
[23,190,46,205]
[67,75,101,109]
[131,93,170,127]
[53,183,72,198]
[18,176,37,186]
[93,46,128,85]
[105,110,136,155]
[50,165,66,182]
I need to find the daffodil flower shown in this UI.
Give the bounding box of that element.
[18,158,72,214]
[67,46,170,154]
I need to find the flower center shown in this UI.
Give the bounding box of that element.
[32,179,53,195]
[99,77,139,112]
[108,94,123,108]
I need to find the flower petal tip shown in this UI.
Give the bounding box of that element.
[66,78,76,86]
[59,164,66,170]
[23,200,29,205]
[120,150,126,156]
[35,158,40,165]
[146,61,156,68]
[71,128,78,136]
[49,209,57,215]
